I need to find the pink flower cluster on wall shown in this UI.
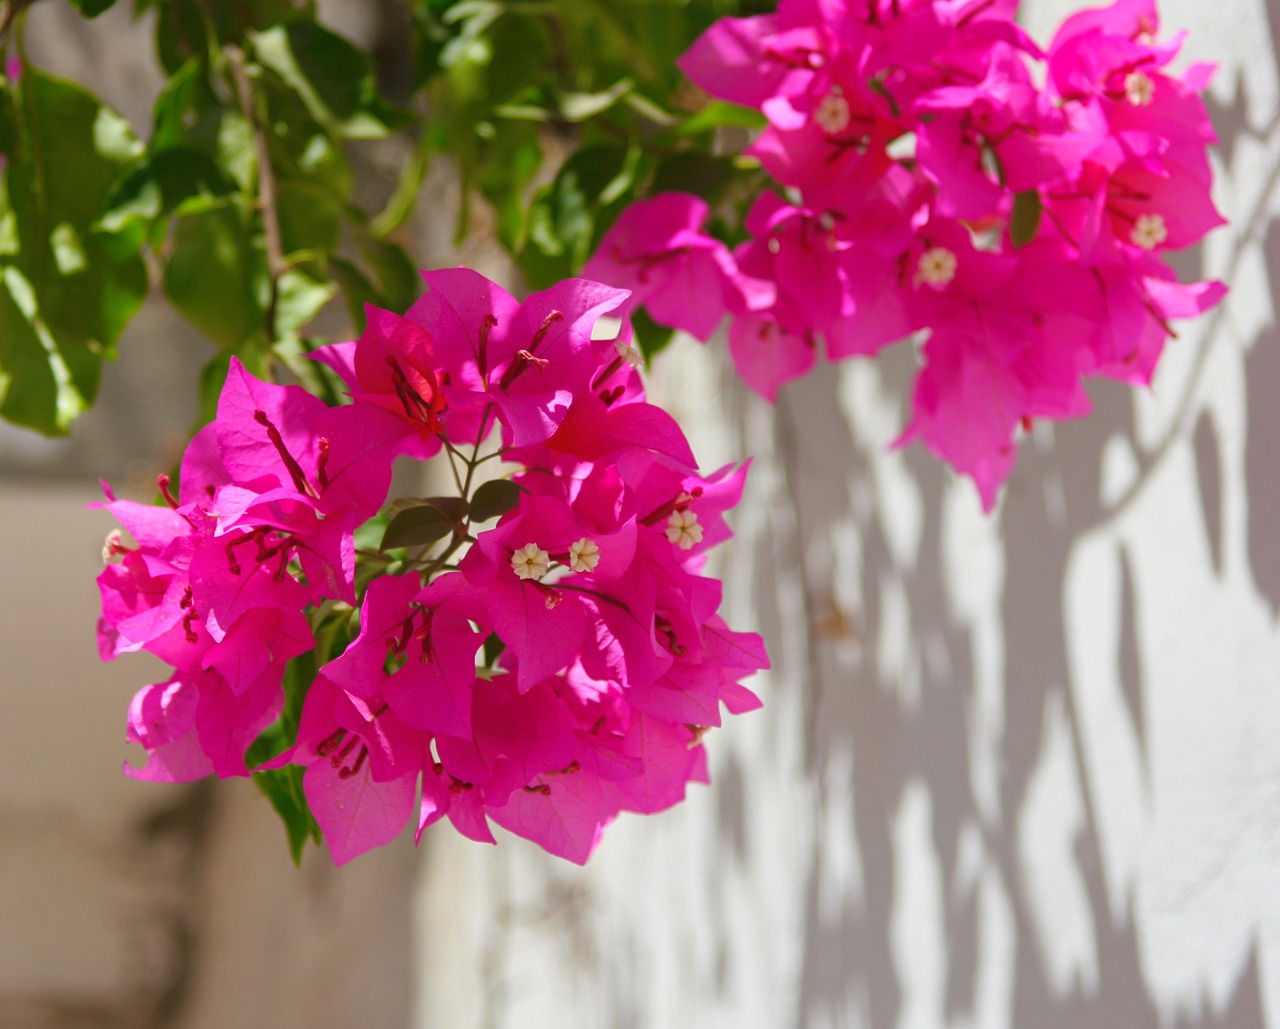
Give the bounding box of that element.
[588,0,1225,508]
[96,270,767,865]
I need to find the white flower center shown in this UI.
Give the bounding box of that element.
[1130,213,1168,250]
[1124,72,1155,106]
[814,92,851,134]
[102,528,125,565]
[665,510,704,550]
[915,247,957,289]
[614,337,643,369]
[511,542,550,581]
[568,537,601,574]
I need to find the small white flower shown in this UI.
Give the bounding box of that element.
[665,510,704,550]
[614,337,643,369]
[511,542,550,581]
[568,537,602,574]
[102,528,125,565]
[1130,213,1168,250]
[1124,71,1155,106]
[813,92,851,134]
[915,246,958,289]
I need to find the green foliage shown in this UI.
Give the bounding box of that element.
[0,66,147,433]
[254,764,321,865]
[419,0,769,286]
[0,0,769,438]
[468,477,523,523]
[67,0,117,17]
[382,502,457,549]
[1010,189,1043,249]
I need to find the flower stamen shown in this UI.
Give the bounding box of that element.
[814,91,852,134]
[511,542,551,581]
[568,537,601,574]
[1130,212,1168,250]
[665,510,703,550]
[915,247,957,289]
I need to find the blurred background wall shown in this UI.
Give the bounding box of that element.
[1,0,1277,1026]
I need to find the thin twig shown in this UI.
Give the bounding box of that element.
[226,44,287,345]
[0,0,36,50]
[460,404,495,498]
[0,4,18,49]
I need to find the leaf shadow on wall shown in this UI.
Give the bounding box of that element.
[766,332,1269,1027]
[755,58,1276,1022]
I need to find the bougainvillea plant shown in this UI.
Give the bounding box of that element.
[0,0,1219,864]
[97,269,768,864]
[587,0,1226,507]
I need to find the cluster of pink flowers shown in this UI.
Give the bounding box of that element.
[587,0,1225,508]
[96,269,767,865]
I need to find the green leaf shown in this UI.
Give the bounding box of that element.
[519,144,628,285]
[679,100,766,137]
[163,198,268,351]
[101,147,237,230]
[250,22,409,140]
[328,254,382,325]
[253,766,321,866]
[482,631,505,668]
[194,352,232,431]
[559,79,633,123]
[469,478,523,523]
[0,267,87,434]
[370,142,429,239]
[0,69,148,433]
[651,152,735,202]
[276,270,335,340]
[481,14,552,106]
[353,231,419,313]
[8,68,144,248]
[68,0,118,18]
[150,59,202,151]
[381,504,455,550]
[1010,189,1043,249]
[49,225,149,360]
[475,120,542,252]
[215,111,258,193]
[276,181,342,256]
[420,495,468,521]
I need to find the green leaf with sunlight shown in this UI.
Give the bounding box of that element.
[0,69,148,433]
[164,198,269,351]
[250,22,410,140]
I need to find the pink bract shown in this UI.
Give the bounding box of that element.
[99,266,768,867]
[590,0,1226,509]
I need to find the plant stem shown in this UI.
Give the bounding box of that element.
[227,44,287,347]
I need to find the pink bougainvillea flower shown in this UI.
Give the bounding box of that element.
[350,305,447,439]
[676,13,794,110]
[727,312,817,402]
[407,269,630,449]
[321,572,483,738]
[585,193,772,342]
[100,263,768,867]
[293,675,424,865]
